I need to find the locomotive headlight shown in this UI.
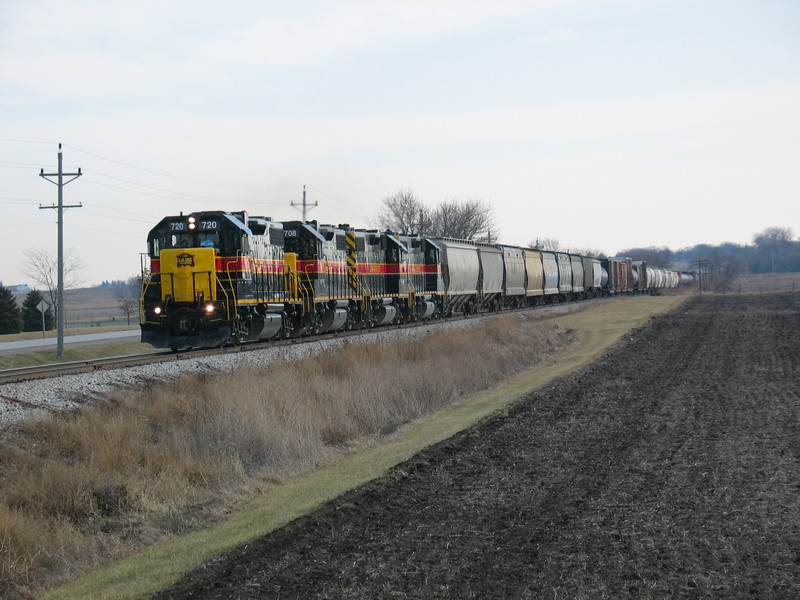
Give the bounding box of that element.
[153,306,162,315]
[205,303,215,313]
[188,216,196,230]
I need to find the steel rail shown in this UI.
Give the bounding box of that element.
[0,300,591,385]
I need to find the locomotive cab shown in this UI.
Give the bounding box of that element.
[141,211,288,350]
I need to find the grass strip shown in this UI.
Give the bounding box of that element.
[42,295,686,600]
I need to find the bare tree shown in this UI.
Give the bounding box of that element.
[570,247,606,258]
[530,237,563,251]
[117,297,139,325]
[713,256,745,293]
[24,248,85,317]
[429,198,496,240]
[753,226,793,248]
[376,188,431,234]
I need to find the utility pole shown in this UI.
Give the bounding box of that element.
[39,143,82,357]
[290,185,318,221]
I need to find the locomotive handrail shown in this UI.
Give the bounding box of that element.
[287,269,313,316]
[213,272,233,320]
[358,274,372,313]
[222,257,239,322]
[139,253,152,324]
[407,280,416,313]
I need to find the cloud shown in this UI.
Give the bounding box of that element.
[0,0,605,103]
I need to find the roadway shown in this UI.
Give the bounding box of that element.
[0,329,140,356]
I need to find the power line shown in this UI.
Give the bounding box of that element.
[64,143,300,190]
[39,143,82,357]
[290,185,318,221]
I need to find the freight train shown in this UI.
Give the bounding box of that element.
[139,210,688,350]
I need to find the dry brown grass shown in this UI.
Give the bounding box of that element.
[0,314,576,598]
[732,272,800,293]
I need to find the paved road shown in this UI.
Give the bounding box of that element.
[0,329,140,356]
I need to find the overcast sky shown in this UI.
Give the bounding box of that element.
[2,0,799,287]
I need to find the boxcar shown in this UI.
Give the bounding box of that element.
[523,249,545,302]
[541,251,559,299]
[434,238,480,314]
[500,245,526,307]
[570,255,584,296]
[476,243,504,310]
[555,252,573,296]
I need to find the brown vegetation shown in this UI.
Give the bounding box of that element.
[732,272,800,293]
[0,314,576,598]
[154,293,800,600]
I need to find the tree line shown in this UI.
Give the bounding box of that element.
[620,227,800,274]
[0,288,55,335]
[376,188,497,241]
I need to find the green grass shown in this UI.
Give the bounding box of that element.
[0,325,138,343]
[38,294,686,600]
[0,339,158,369]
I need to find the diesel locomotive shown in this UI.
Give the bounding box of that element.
[140,210,686,350]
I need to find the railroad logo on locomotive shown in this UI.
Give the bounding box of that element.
[176,253,196,268]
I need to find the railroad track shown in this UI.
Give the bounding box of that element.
[0,301,594,386]
[0,318,438,385]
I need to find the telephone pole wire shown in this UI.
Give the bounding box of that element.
[39,143,82,356]
[290,185,318,221]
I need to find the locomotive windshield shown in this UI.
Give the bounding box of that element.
[149,220,240,257]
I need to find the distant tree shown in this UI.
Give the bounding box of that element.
[619,246,673,268]
[21,290,54,332]
[713,256,745,293]
[530,237,563,251]
[753,226,793,248]
[428,198,496,240]
[113,275,142,300]
[570,247,606,258]
[126,275,142,298]
[0,287,23,334]
[24,248,85,317]
[117,297,139,325]
[376,188,431,234]
[375,191,496,240]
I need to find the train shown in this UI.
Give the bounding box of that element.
[139,210,690,350]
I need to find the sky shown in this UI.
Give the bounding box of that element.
[2,0,799,287]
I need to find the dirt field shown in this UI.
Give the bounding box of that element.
[153,293,800,599]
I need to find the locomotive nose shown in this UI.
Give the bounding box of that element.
[176,315,192,333]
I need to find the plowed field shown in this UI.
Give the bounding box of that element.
[154,293,800,599]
